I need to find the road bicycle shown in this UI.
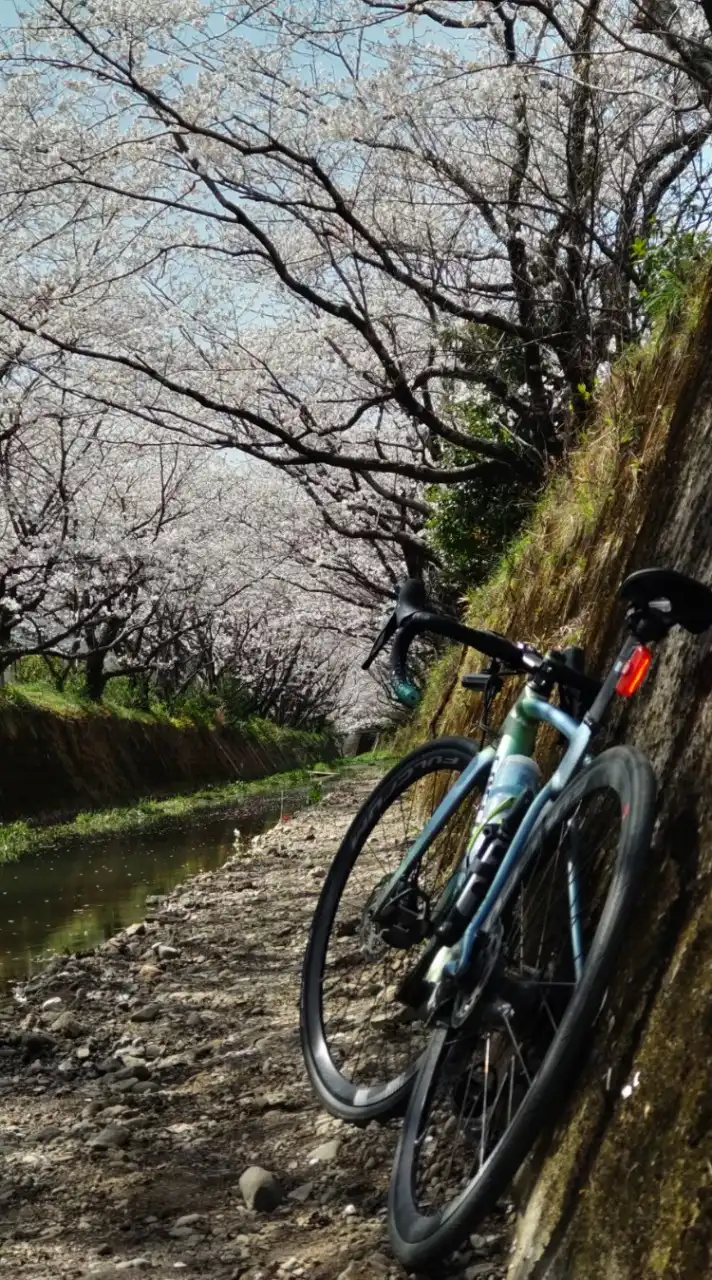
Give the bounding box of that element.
[300,567,712,1270]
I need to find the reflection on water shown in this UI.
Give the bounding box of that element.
[0,790,307,990]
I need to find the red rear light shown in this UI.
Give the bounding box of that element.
[616,645,653,697]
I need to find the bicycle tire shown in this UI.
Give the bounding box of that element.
[389,745,657,1269]
[300,737,491,1125]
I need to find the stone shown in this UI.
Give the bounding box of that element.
[287,1182,313,1204]
[143,1044,162,1060]
[155,944,180,960]
[238,1167,283,1212]
[96,1057,121,1075]
[168,1226,201,1241]
[174,1214,202,1228]
[36,1126,61,1143]
[364,1255,390,1276]
[115,1261,150,1272]
[88,1124,130,1150]
[335,1258,389,1280]
[42,996,63,1010]
[76,1046,92,1061]
[115,1062,151,1081]
[130,1003,161,1023]
[156,1053,190,1071]
[50,1011,85,1039]
[335,1264,375,1280]
[125,923,146,938]
[307,1138,340,1164]
[20,1029,56,1055]
[138,966,161,983]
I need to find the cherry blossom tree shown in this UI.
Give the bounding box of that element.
[0,0,707,582]
[0,365,368,723]
[0,0,707,732]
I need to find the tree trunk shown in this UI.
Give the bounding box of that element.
[84,650,107,702]
[510,297,712,1279]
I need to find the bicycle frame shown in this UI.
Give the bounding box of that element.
[448,696,591,983]
[371,685,597,989]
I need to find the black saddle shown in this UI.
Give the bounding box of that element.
[620,568,712,635]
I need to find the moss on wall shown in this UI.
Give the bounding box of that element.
[511,287,712,1280]
[413,278,712,1279]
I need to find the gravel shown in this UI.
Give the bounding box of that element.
[0,766,510,1280]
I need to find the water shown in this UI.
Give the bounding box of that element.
[0,788,313,991]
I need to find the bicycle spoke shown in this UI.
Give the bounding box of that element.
[318,760,481,1095]
[410,783,626,1217]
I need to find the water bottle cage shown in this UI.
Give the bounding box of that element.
[460,791,534,908]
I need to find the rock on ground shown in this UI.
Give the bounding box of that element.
[0,767,509,1280]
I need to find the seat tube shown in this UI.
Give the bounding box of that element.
[483,685,541,790]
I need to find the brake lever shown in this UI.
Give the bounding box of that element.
[362,611,397,670]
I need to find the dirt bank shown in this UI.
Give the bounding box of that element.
[0,767,508,1280]
[0,698,333,824]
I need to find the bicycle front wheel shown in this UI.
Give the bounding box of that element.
[301,737,490,1125]
[389,745,656,1270]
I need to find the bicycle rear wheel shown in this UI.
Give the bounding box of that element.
[301,737,490,1125]
[389,745,656,1269]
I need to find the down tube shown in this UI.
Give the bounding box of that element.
[449,697,589,979]
[370,747,496,919]
[448,782,555,978]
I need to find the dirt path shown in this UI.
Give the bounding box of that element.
[0,767,509,1280]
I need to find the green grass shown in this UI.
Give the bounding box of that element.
[0,684,339,753]
[0,751,397,865]
[0,682,168,723]
[408,267,712,747]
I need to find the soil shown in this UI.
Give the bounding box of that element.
[0,766,509,1280]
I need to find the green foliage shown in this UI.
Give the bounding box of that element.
[632,224,712,328]
[11,655,49,684]
[166,685,220,726]
[0,821,36,862]
[307,781,323,805]
[214,676,259,727]
[427,403,536,588]
[104,675,152,712]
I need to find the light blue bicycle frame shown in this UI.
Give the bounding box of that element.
[371,686,595,987]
